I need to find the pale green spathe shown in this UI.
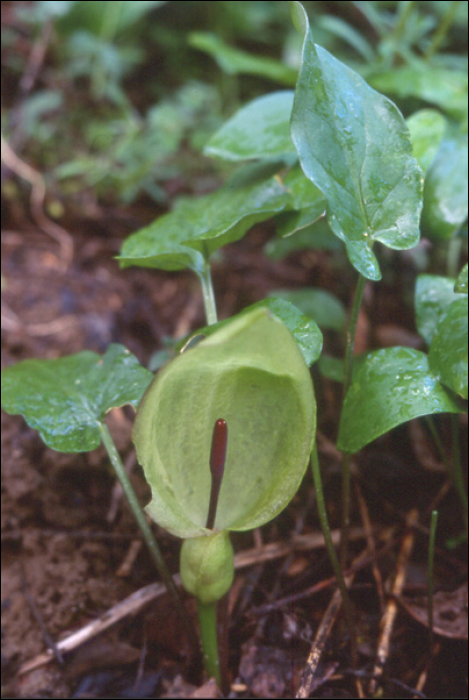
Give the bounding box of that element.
[133,308,316,539]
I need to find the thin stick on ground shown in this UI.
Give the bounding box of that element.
[296,550,368,699]
[355,479,386,610]
[369,509,419,695]
[1,134,74,267]
[296,587,344,699]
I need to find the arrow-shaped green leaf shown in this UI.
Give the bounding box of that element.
[422,134,469,242]
[205,91,297,162]
[415,274,465,347]
[429,298,468,400]
[1,344,153,452]
[337,347,463,454]
[290,1,423,281]
[118,174,290,272]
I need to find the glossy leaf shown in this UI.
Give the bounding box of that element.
[422,134,469,241]
[290,1,423,281]
[282,165,327,211]
[269,289,346,332]
[282,165,323,208]
[189,32,298,85]
[337,347,463,454]
[429,298,468,400]
[455,265,469,294]
[266,219,343,258]
[415,275,464,346]
[205,91,296,162]
[273,165,328,238]
[318,354,345,383]
[118,208,204,272]
[178,297,324,367]
[1,345,153,453]
[406,109,448,175]
[133,308,316,538]
[369,66,468,122]
[118,176,290,272]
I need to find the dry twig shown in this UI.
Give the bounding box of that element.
[355,479,386,610]
[295,551,369,699]
[369,509,419,695]
[295,587,344,699]
[1,134,73,267]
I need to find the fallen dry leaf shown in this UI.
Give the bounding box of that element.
[399,583,468,640]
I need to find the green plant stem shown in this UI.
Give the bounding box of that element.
[427,510,438,648]
[424,1,462,61]
[394,1,418,43]
[447,236,464,280]
[92,0,124,97]
[379,1,418,69]
[340,273,367,568]
[311,445,357,666]
[213,0,240,113]
[197,260,218,326]
[339,453,352,568]
[197,600,222,688]
[343,274,367,399]
[450,414,468,534]
[99,423,199,649]
[424,416,447,465]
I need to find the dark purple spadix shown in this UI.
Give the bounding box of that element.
[205,418,228,530]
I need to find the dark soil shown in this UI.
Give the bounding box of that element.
[1,196,468,699]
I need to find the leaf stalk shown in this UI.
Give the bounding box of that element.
[425,1,462,61]
[197,259,218,326]
[340,273,367,567]
[427,510,438,648]
[451,415,468,535]
[311,445,357,665]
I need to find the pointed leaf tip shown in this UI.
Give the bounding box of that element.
[290,1,423,280]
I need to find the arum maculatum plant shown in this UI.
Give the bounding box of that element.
[2,0,467,692]
[132,307,316,687]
